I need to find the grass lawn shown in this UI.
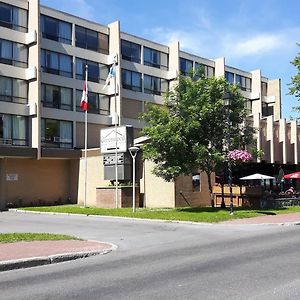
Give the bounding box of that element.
[0,233,80,244]
[19,205,300,223]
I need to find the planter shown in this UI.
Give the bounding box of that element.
[96,186,140,208]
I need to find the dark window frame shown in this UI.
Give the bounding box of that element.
[225,71,234,84]
[0,2,28,33]
[0,38,28,68]
[144,74,162,95]
[41,15,72,45]
[261,81,268,96]
[75,89,110,115]
[76,58,100,83]
[75,25,109,54]
[195,63,215,78]
[180,58,193,76]
[0,113,28,146]
[121,69,142,92]
[262,102,274,117]
[41,83,73,111]
[0,75,28,104]
[225,71,252,92]
[144,46,168,70]
[41,49,73,78]
[235,74,252,92]
[41,118,73,149]
[121,39,141,63]
[144,47,160,68]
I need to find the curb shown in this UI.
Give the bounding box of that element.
[0,248,113,272]
[7,209,300,227]
[8,209,213,226]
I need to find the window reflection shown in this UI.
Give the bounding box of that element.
[75,25,109,54]
[0,114,28,146]
[121,69,142,92]
[0,3,27,32]
[41,118,73,149]
[121,40,141,63]
[41,49,72,78]
[41,15,72,44]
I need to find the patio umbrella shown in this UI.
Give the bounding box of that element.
[283,171,300,179]
[240,173,275,180]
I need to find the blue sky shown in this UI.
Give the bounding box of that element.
[41,0,300,119]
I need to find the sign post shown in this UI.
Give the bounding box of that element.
[100,126,133,208]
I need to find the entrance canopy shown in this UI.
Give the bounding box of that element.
[284,171,300,179]
[240,173,275,180]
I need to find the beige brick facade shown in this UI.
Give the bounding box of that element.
[0,0,299,209]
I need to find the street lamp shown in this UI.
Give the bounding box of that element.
[223,92,234,215]
[128,146,140,213]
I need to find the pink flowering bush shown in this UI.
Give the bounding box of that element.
[227,149,252,163]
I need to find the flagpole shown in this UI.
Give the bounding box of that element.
[114,60,118,208]
[84,64,88,208]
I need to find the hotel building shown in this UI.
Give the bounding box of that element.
[0,0,297,209]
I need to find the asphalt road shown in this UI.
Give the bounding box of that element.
[0,211,300,300]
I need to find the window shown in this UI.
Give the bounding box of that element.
[144,47,159,68]
[75,25,109,54]
[195,63,215,78]
[235,75,251,92]
[225,71,234,84]
[0,114,28,146]
[121,40,141,63]
[41,49,72,78]
[160,52,168,70]
[244,98,252,112]
[98,32,109,55]
[41,15,72,44]
[225,72,251,91]
[0,38,28,68]
[41,119,73,149]
[76,58,108,83]
[0,2,27,32]
[144,47,168,70]
[76,90,110,115]
[0,75,27,104]
[41,84,72,110]
[144,74,166,95]
[121,69,142,92]
[192,173,201,192]
[180,58,193,76]
[262,103,274,117]
[245,77,252,92]
[261,82,268,96]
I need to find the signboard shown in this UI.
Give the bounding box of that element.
[6,174,18,181]
[100,126,133,154]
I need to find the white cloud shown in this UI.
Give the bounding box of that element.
[145,26,300,62]
[229,34,282,56]
[144,27,212,57]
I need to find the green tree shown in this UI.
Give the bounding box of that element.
[141,72,254,206]
[289,44,300,113]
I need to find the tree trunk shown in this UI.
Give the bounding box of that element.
[206,171,214,208]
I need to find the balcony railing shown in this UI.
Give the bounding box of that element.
[0,138,28,146]
[41,137,72,149]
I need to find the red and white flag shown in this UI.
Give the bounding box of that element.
[80,82,88,111]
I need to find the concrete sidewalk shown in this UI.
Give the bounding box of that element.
[0,240,115,272]
[220,212,300,225]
